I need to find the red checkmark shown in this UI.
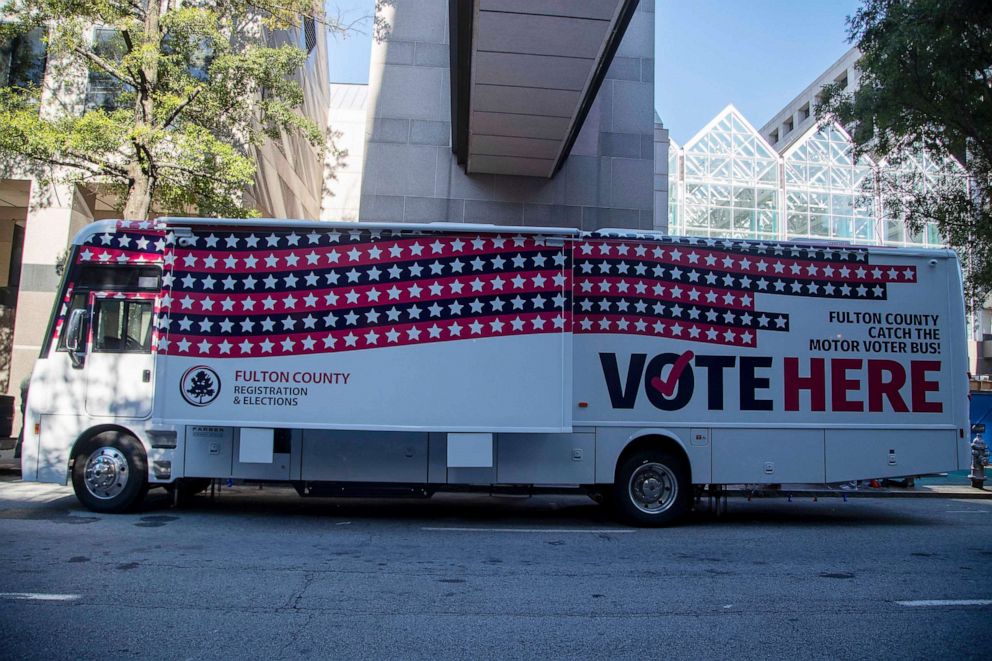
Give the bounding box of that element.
[650,351,695,398]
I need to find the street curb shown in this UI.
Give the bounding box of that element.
[723,487,992,500]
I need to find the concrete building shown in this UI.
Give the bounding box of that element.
[355,0,657,230]
[761,47,862,153]
[321,83,369,221]
[653,111,670,233]
[0,19,329,419]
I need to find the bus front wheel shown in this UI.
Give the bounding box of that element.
[71,432,149,513]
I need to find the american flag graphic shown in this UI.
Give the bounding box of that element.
[573,235,917,348]
[72,222,917,356]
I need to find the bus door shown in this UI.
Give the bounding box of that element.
[79,291,157,418]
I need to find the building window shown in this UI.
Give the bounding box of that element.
[768,129,779,144]
[0,28,48,89]
[798,102,810,121]
[783,117,794,134]
[302,16,317,55]
[835,71,849,89]
[85,28,131,111]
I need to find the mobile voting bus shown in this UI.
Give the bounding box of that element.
[20,218,970,525]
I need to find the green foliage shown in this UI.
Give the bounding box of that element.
[0,0,331,219]
[818,0,992,308]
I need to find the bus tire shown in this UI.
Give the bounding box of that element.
[614,448,690,527]
[71,432,149,513]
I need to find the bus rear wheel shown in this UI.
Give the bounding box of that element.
[614,448,690,527]
[71,432,148,513]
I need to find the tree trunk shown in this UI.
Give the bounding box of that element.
[123,163,154,221]
[121,0,162,221]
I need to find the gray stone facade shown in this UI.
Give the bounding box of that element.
[360,0,657,230]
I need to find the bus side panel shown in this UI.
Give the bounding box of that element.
[825,429,958,481]
[572,237,964,485]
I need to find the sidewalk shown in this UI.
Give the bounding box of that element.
[723,472,992,500]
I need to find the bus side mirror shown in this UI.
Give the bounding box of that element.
[65,308,87,369]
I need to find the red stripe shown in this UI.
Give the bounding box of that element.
[574,314,757,347]
[575,242,916,284]
[162,270,568,315]
[167,238,561,274]
[77,248,162,264]
[575,276,755,310]
[159,312,571,357]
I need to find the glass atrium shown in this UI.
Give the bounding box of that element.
[667,106,953,249]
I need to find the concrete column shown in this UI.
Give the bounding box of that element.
[654,120,670,233]
[6,181,93,432]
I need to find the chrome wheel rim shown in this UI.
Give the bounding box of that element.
[83,447,129,500]
[628,462,677,514]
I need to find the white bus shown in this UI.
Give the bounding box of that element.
[19,218,971,525]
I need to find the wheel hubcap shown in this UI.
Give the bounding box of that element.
[83,447,129,500]
[629,462,677,514]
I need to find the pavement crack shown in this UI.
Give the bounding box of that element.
[282,571,317,612]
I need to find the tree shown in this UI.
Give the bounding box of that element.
[0,0,347,219]
[818,0,992,309]
[186,369,215,404]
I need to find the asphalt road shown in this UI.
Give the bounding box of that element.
[0,474,990,660]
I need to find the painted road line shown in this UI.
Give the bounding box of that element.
[0,592,81,602]
[896,599,992,607]
[422,527,635,534]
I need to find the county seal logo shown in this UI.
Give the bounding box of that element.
[180,365,221,407]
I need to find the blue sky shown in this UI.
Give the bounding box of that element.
[326,0,863,143]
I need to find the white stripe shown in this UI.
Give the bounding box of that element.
[0,592,81,602]
[422,527,635,534]
[896,599,992,607]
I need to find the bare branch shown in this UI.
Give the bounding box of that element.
[71,45,139,88]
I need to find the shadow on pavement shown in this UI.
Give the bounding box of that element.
[122,485,942,528]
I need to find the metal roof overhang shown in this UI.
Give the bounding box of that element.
[449,0,640,178]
